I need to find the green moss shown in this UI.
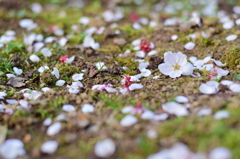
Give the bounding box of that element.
[115,57,138,75]
[58,63,79,83]
[196,37,214,47]
[221,45,240,69]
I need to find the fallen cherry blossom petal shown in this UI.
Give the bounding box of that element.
[94,139,116,158]
[82,104,95,113]
[214,110,230,120]
[184,42,195,50]
[47,122,62,136]
[62,104,75,112]
[162,102,189,117]
[41,140,58,154]
[120,115,138,127]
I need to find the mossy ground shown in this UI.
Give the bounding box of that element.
[1,0,240,159]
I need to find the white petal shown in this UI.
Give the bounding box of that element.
[184,42,195,50]
[197,108,212,116]
[62,104,75,112]
[0,139,25,159]
[141,110,155,119]
[58,37,68,46]
[229,83,240,93]
[214,110,230,120]
[31,3,42,13]
[79,17,90,25]
[120,115,138,127]
[189,56,198,64]
[140,68,151,77]
[105,87,118,93]
[40,48,52,57]
[41,140,58,154]
[52,67,60,79]
[13,67,23,75]
[162,102,188,117]
[94,139,116,158]
[133,22,142,30]
[136,51,145,58]
[43,118,52,126]
[175,96,189,103]
[65,56,75,64]
[199,81,219,94]
[72,73,84,81]
[56,80,65,86]
[19,19,34,28]
[153,113,169,121]
[181,62,193,75]
[171,35,178,41]
[221,80,234,86]
[209,147,232,159]
[47,122,61,136]
[138,62,149,70]
[121,106,134,114]
[169,70,182,78]
[6,74,16,78]
[226,35,237,41]
[223,21,234,29]
[81,104,94,113]
[129,84,143,91]
[29,55,40,62]
[158,63,173,76]
[148,50,158,56]
[6,99,18,105]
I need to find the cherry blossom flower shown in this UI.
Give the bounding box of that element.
[59,55,67,63]
[119,75,143,94]
[92,84,117,93]
[130,13,139,23]
[158,51,193,78]
[140,40,152,52]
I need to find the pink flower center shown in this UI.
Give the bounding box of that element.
[140,40,151,52]
[130,13,139,23]
[60,55,67,63]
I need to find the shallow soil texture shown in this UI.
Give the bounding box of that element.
[1,0,240,159]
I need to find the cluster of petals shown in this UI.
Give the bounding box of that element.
[92,84,117,93]
[147,143,231,159]
[132,39,157,58]
[119,75,143,94]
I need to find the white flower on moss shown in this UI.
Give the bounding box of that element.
[158,51,193,78]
